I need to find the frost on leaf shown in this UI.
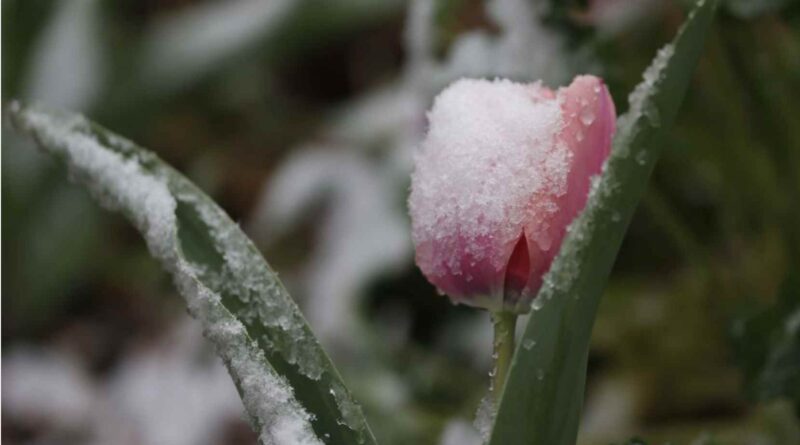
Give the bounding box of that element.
[616,44,675,158]
[7,102,339,445]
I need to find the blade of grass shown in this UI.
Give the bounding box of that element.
[6,101,376,445]
[488,1,720,444]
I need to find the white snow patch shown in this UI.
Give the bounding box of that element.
[3,349,97,429]
[440,419,482,445]
[617,43,675,158]
[409,78,568,276]
[10,103,324,445]
[473,395,497,444]
[25,0,103,111]
[250,148,411,347]
[140,0,296,91]
[442,0,567,85]
[107,321,247,445]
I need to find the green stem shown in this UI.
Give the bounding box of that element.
[491,311,517,405]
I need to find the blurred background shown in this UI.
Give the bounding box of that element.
[3,0,800,444]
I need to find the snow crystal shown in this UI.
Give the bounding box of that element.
[11,105,177,263]
[473,394,497,443]
[9,103,325,445]
[409,78,568,276]
[617,44,674,158]
[177,277,324,445]
[178,190,328,381]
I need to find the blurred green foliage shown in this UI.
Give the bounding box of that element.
[3,0,800,444]
[731,275,800,410]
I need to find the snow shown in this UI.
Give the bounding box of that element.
[3,321,248,445]
[246,0,569,357]
[249,147,412,348]
[107,321,249,445]
[409,78,568,276]
[617,44,675,157]
[440,419,482,445]
[9,103,326,445]
[473,395,497,443]
[3,349,97,429]
[25,0,103,111]
[139,0,296,92]
[441,0,568,85]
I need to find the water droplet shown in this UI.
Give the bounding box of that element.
[536,369,545,380]
[523,339,537,350]
[532,298,543,311]
[576,131,584,142]
[644,102,661,127]
[635,150,648,166]
[580,107,595,126]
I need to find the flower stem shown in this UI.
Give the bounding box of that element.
[490,310,517,405]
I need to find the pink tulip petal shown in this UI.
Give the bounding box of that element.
[409,75,616,313]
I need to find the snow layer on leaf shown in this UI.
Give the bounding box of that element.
[616,43,675,157]
[8,102,324,445]
[177,275,323,445]
[473,395,497,444]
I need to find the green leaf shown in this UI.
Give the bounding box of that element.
[724,0,794,18]
[488,1,720,445]
[6,101,376,445]
[731,273,800,407]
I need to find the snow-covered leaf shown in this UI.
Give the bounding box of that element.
[6,102,377,445]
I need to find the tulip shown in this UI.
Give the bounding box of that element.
[408,75,616,314]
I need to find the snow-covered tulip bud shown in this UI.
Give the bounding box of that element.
[409,75,616,313]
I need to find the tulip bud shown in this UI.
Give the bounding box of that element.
[409,75,616,313]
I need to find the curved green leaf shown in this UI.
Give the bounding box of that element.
[6,101,376,445]
[488,1,720,444]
